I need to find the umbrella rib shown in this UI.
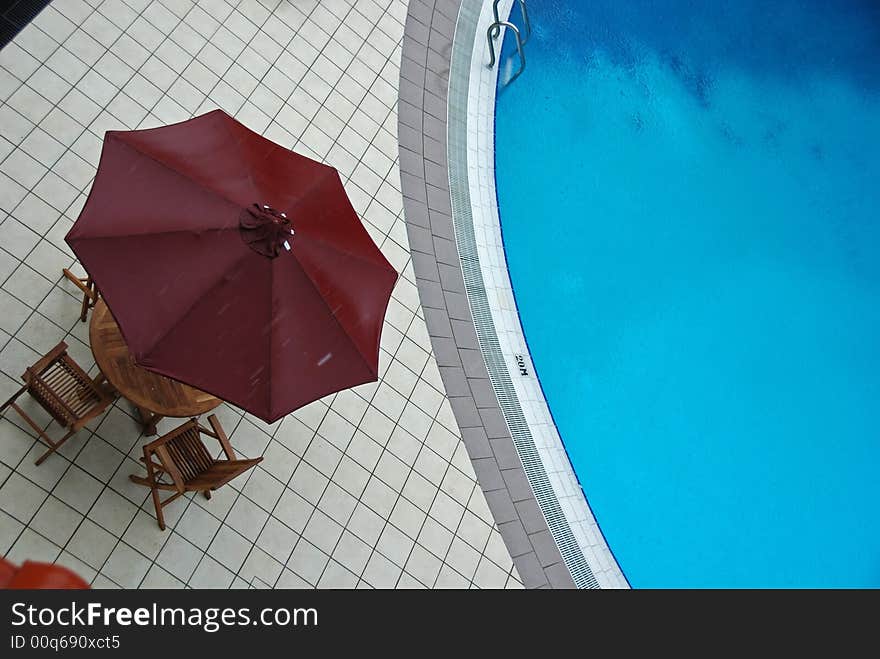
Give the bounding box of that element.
[282,254,379,378]
[68,227,234,242]
[282,167,394,272]
[109,133,252,220]
[295,232,396,273]
[266,252,274,421]
[137,250,254,361]
[283,161,338,211]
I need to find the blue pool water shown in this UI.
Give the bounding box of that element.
[494,0,880,587]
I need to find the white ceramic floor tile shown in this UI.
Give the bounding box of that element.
[275,567,310,588]
[54,550,98,584]
[0,470,48,523]
[207,524,252,574]
[225,494,270,542]
[29,495,82,546]
[89,488,139,537]
[188,554,235,589]
[51,463,103,511]
[101,541,151,588]
[239,545,283,586]
[286,538,329,586]
[140,563,185,588]
[376,519,415,567]
[175,501,222,551]
[362,549,402,588]
[66,518,118,569]
[0,0,522,591]
[7,527,61,564]
[155,532,202,583]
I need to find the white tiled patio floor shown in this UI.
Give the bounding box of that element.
[0,0,522,589]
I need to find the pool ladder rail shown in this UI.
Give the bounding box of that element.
[487,0,531,85]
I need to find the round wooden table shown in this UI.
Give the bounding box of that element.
[89,299,221,435]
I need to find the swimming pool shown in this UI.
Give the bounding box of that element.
[494,0,880,587]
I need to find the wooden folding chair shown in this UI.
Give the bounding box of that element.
[61,268,99,322]
[130,414,262,530]
[0,342,115,465]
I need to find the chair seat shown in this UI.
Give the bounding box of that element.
[185,458,263,491]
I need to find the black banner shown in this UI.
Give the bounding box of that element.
[0,588,872,653]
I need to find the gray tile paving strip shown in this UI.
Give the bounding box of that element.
[398,0,580,588]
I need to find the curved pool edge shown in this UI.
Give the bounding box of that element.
[398,0,626,588]
[461,2,629,589]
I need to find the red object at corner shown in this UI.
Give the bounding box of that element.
[0,558,90,589]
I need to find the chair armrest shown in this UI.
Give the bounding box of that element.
[206,414,236,460]
[61,269,97,301]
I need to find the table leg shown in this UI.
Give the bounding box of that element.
[92,372,117,397]
[135,406,163,436]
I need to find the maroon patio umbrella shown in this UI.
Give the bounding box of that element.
[66,110,398,423]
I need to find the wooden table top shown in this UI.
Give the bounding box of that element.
[89,299,221,418]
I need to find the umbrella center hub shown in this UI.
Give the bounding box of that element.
[239,203,295,258]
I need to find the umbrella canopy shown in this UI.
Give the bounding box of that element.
[67,110,398,423]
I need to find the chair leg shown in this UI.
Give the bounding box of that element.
[79,290,90,322]
[152,489,165,531]
[8,402,50,439]
[0,384,27,415]
[34,429,74,466]
[203,490,211,500]
[92,373,117,399]
[2,393,79,466]
[131,451,166,530]
[135,406,161,436]
[78,279,96,323]
[61,270,96,322]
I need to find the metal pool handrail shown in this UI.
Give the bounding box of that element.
[492,0,531,44]
[487,21,526,84]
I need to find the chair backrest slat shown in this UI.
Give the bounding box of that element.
[184,429,213,471]
[51,375,81,401]
[27,371,77,426]
[67,391,100,417]
[42,364,69,388]
[154,424,214,486]
[164,442,194,482]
